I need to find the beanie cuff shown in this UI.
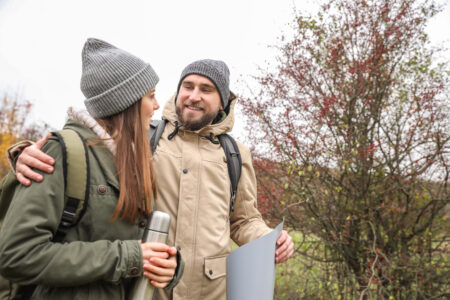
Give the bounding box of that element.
[84,64,159,118]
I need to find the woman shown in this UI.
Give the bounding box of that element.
[0,38,181,299]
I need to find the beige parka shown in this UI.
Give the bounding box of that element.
[153,95,272,300]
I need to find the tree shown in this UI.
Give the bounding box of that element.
[0,92,50,177]
[241,0,449,298]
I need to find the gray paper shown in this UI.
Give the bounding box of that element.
[226,221,284,300]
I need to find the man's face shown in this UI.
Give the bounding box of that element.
[176,74,223,131]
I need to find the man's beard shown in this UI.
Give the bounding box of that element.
[176,105,218,131]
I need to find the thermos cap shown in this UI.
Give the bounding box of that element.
[147,211,171,233]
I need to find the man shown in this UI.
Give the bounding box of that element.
[11,59,294,299]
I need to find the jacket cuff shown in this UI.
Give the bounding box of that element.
[7,140,35,172]
[164,246,184,290]
[123,240,143,278]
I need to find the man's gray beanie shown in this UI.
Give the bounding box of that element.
[176,59,230,109]
[81,38,159,118]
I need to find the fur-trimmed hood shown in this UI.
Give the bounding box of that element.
[66,107,116,155]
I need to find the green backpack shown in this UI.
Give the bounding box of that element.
[0,129,90,300]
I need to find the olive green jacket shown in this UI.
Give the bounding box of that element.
[0,120,182,300]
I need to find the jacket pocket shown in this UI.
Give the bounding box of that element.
[204,255,227,280]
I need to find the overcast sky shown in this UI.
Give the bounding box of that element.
[0,0,449,138]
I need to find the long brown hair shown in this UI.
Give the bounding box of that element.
[96,99,156,223]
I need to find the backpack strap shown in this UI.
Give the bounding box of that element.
[0,129,89,299]
[148,119,168,153]
[52,129,90,242]
[218,134,242,213]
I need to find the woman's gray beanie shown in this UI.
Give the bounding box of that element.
[81,38,159,118]
[176,59,230,109]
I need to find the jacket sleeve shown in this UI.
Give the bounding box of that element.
[163,246,185,290]
[0,138,143,287]
[229,142,272,246]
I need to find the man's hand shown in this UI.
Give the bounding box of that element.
[275,230,294,264]
[140,243,178,288]
[16,133,55,186]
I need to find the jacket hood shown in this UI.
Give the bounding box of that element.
[66,107,116,154]
[161,92,237,137]
[63,108,120,191]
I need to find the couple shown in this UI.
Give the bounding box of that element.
[0,38,294,300]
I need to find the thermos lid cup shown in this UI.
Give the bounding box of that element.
[147,211,171,233]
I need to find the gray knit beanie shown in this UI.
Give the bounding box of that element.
[81,38,159,118]
[176,59,230,109]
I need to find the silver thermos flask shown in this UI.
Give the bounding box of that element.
[130,211,171,300]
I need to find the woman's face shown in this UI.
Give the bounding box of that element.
[141,88,160,129]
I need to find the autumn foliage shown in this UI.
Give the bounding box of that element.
[241,0,449,298]
[0,92,50,178]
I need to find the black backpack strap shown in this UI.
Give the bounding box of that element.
[52,129,90,242]
[218,134,242,213]
[148,119,168,153]
[16,284,36,300]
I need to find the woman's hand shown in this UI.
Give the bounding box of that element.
[140,242,178,288]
